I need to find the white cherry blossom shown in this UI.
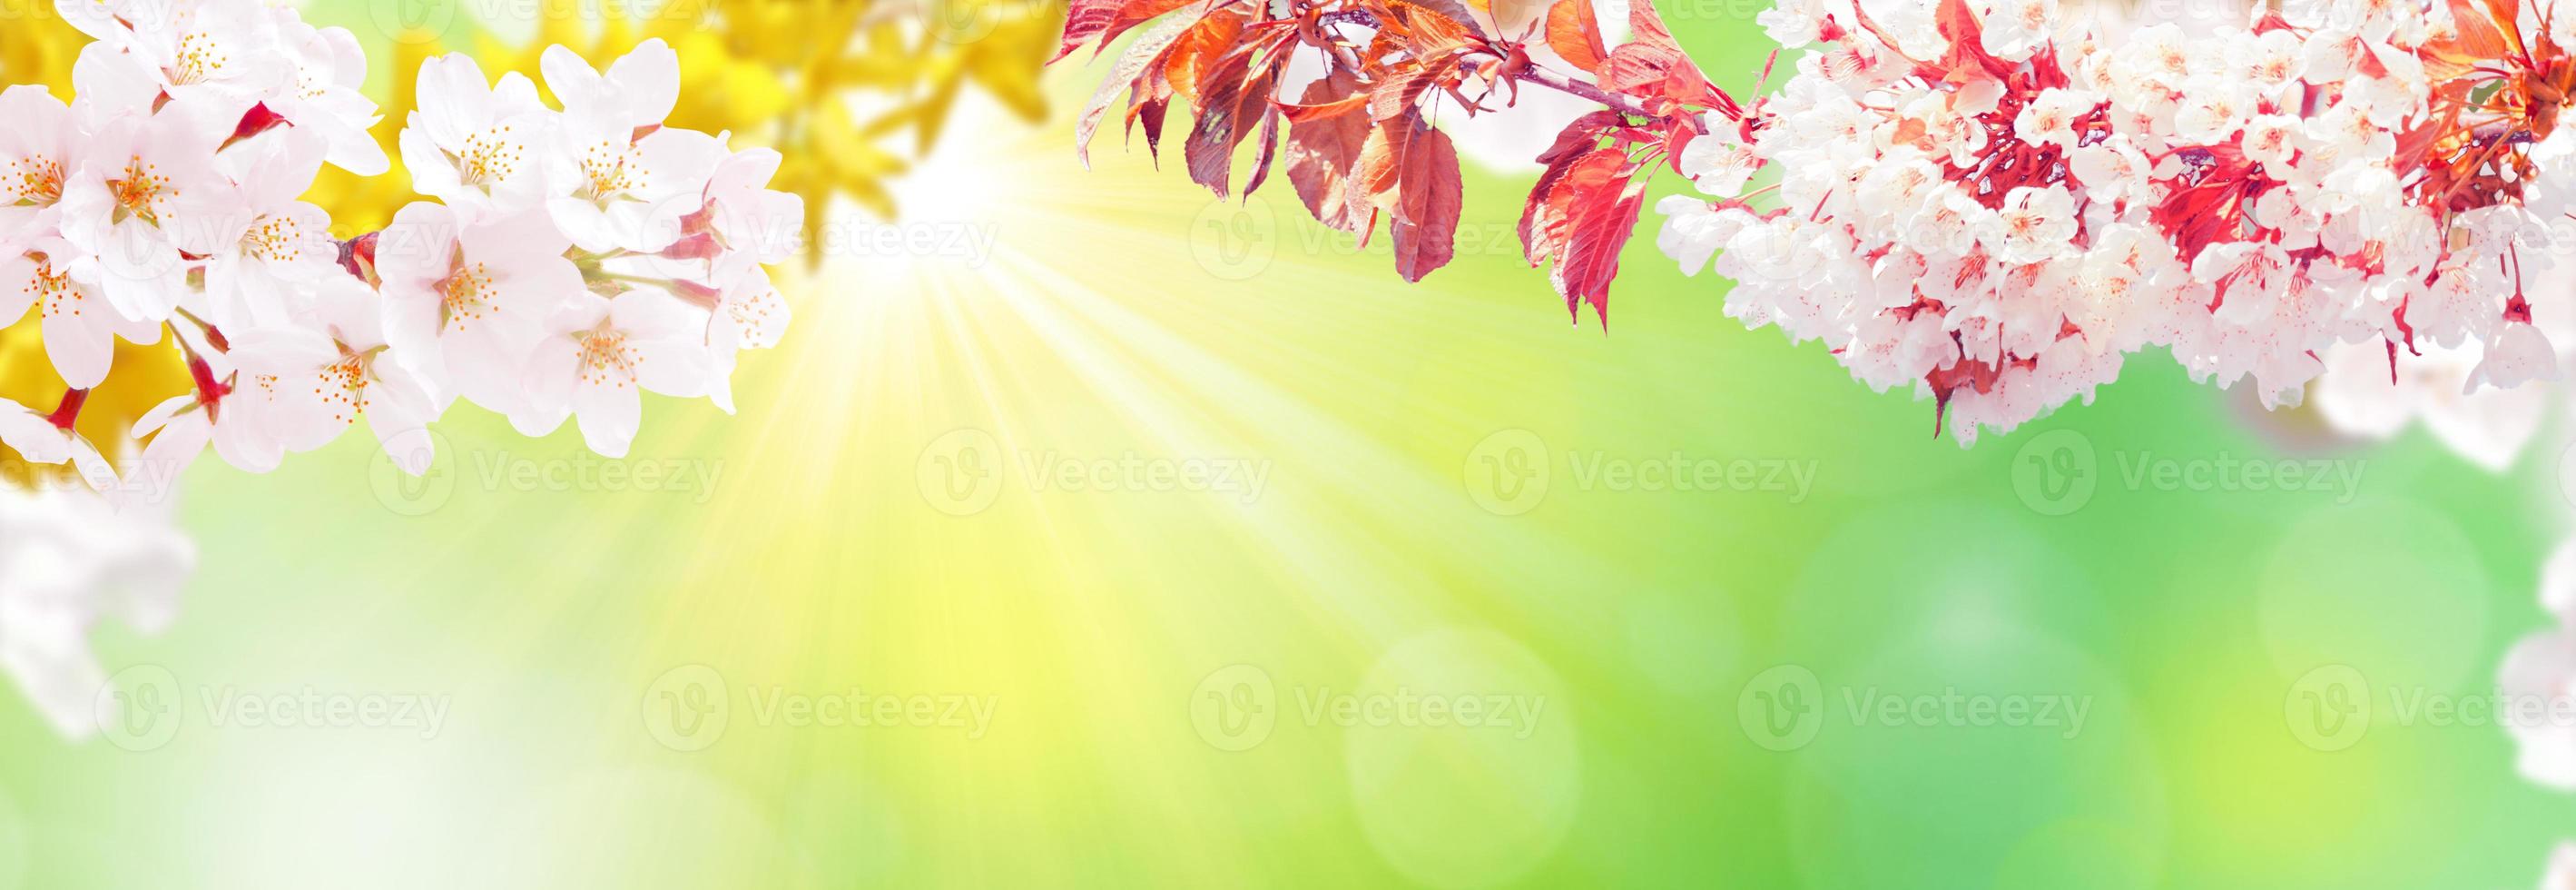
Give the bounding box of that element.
[398,54,555,222]
[519,288,714,458]
[375,203,581,415]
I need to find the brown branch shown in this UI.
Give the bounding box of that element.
[1315,7,1661,120]
[1514,64,1655,119]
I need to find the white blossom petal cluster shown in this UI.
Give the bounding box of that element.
[1657,0,2576,444]
[0,486,190,737]
[0,0,802,493]
[2502,539,2576,790]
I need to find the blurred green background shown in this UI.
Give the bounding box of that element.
[2,2,2571,887]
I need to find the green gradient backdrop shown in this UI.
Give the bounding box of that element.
[1,4,2571,887]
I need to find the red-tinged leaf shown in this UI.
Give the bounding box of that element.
[1931,0,2014,81]
[1096,0,1204,61]
[1185,32,1293,196]
[1131,95,1171,163]
[1519,117,1619,264]
[1276,91,1371,123]
[1056,0,1126,62]
[1077,14,1198,167]
[1392,183,1462,278]
[1658,114,1705,174]
[1536,110,1623,165]
[1244,107,1284,197]
[1354,115,1464,281]
[1522,149,1617,274]
[1369,64,1442,122]
[1624,0,1679,48]
[1599,43,1719,109]
[1517,138,1644,327]
[1554,169,1647,326]
[1598,3,1731,114]
[1544,0,1608,74]
[1517,153,1585,265]
[1164,10,1247,102]
[1396,124,1461,232]
[1367,0,1483,57]
[1286,70,1375,232]
[2445,0,2515,58]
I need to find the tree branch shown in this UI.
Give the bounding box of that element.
[1514,64,1655,119]
[1316,7,1660,120]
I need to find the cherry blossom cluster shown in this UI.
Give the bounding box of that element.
[1657,0,2576,443]
[0,0,801,493]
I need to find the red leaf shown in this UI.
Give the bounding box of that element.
[1544,0,1608,74]
[1366,0,1482,60]
[1185,32,1293,196]
[1275,91,1370,123]
[1133,95,1171,162]
[1598,2,1731,114]
[2445,0,2516,58]
[1076,14,1199,167]
[1096,0,1203,60]
[1555,170,1647,325]
[1358,115,1464,281]
[1519,113,1621,263]
[1286,70,1376,232]
[1244,108,1284,197]
[1055,0,1126,62]
[1930,0,2015,82]
[1164,10,1247,102]
[1369,64,1442,122]
[1519,146,1641,325]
